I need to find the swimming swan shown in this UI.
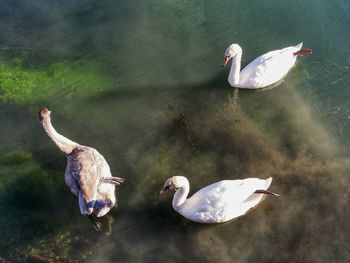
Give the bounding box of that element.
[161,176,279,223]
[39,108,125,229]
[221,43,312,89]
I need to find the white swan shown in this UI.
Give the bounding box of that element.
[160,176,279,223]
[221,43,312,89]
[39,108,125,229]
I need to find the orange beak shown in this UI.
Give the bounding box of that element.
[160,187,169,195]
[221,56,229,68]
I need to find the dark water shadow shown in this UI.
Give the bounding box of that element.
[75,69,350,262]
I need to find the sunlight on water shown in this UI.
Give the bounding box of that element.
[0,0,350,262]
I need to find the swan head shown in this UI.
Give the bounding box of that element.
[160,176,189,195]
[221,43,242,67]
[38,107,52,122]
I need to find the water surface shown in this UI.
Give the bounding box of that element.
[0,0,350,262]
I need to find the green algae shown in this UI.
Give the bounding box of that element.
[0,59,113,104]
[0,150,96,262]
[13,230,94,262]
[0,150,32,167]
[0,151,56,209]
[1,215,97,262]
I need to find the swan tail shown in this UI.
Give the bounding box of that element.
[295,42,303,50]
[101,176,125,185]
[254,189,280,197]
[265,177,273,189]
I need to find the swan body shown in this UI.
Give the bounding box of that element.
[39,108,125,218]
[161,176,278,223]
[221,43,312,89]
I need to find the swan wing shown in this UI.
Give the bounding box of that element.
[67,147,101,215]
[184,178,271,223]
[239,45,301,88]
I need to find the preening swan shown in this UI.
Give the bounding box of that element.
[39,108,125,229]
[161,176,279,223]
[221,43,312,89]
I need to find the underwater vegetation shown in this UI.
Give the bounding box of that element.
[90,97,350,262]
[0,59,113,104]
[0,151,101,262]
[0,151,55,209]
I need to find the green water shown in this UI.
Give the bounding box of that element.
[0,0,350,262]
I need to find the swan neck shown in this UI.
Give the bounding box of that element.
[172,182,190,212]
[228,51,242,87]
[41,117,78,155]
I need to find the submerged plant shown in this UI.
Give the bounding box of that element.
[0,150,98,261]
[0,59,113,104]
[0,151,56,209]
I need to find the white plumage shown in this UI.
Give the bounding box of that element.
[161,176,278,223]
[221,43,312,89]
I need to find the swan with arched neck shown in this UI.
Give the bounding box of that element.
[221,43,312,89]
[161,176,279,223]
